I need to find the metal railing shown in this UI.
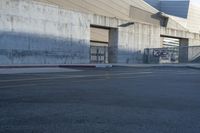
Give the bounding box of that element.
[144,46,200,64]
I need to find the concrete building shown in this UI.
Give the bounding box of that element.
[145,0,200,33]
[0,0,200,64]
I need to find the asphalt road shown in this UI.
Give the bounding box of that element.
[0,67,200,133]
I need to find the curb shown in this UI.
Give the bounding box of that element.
[112,64,186,68]
[0,65,58,69]
[59,64,112,68]
[186,66,200,70]
[0,64,199,69]
[0,64,113,69]
[112,64,200,70]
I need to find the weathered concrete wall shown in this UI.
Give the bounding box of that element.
[166,17,188,31]
[0,0,90,64]
[160,28,191,41]
[117,23,160,64]
[161,27,200,46]
[0,0,162,64]
[189,39,200,46]
[89,14,161,63]
[1,0,200,65]
[188,46,200,62]
[188,33,200,46]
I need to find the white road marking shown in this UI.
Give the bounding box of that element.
[0,84,38,89]
[0,72,153,83]
[71,75,154,83]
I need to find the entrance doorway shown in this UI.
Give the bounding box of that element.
[90,25,118,64]
[90,26,109,64]
[90,43,108,63]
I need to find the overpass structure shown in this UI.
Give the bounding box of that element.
[0,0,200,64]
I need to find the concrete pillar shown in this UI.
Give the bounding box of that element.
[160,36,164,47]
[108,28,118,63]
[179,38,189,63]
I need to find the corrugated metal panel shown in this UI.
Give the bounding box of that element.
[163,37,179,47]
[129,6,159,25]
[90,27,109,42]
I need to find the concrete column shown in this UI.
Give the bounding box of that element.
[179,38,189,63]
[108,28,118,63]
[160,36,164,47]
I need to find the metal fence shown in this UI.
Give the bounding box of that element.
[144,46,200,64]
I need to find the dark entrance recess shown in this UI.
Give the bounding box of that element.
[90,43,108,64]
[90,25,118,64]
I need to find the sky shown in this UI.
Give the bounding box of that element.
[191,0,200,4]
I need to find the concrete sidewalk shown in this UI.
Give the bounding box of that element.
[0,63,199,74]
[112,63,200,69]
[0,64,200,69]
[0,64,112,74]
[0,64,113,69]
[0,67,81,74]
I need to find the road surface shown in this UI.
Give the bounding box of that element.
[0,67,200,133]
